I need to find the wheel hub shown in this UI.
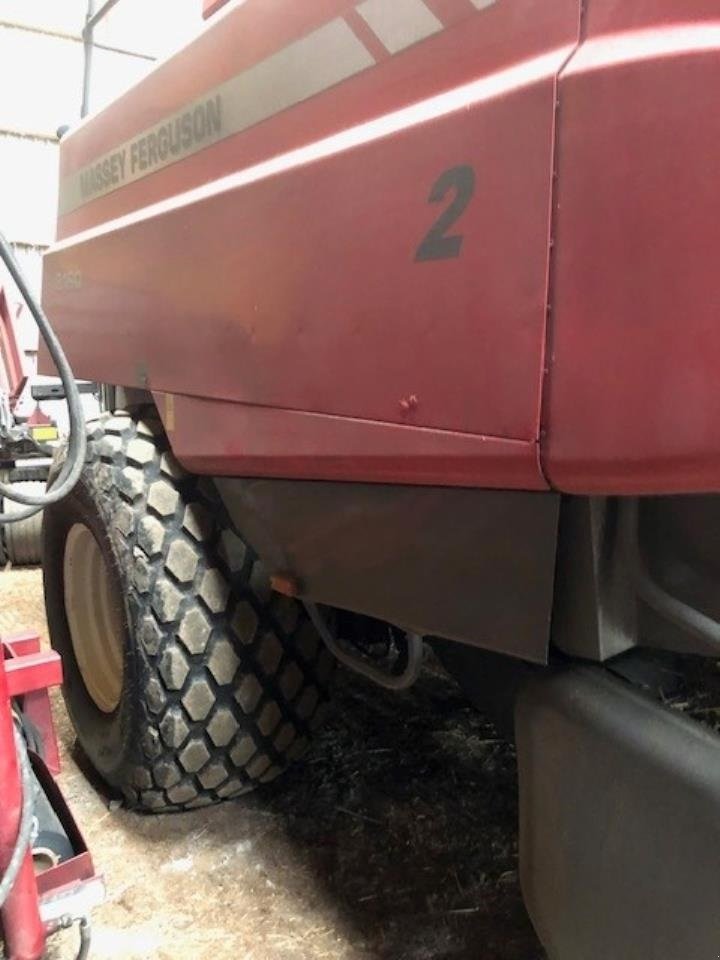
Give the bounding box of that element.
[63,523,124,713]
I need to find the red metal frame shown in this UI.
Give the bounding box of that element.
[3,635,61,775]
[43,0,579,489]
[43,0,720,495]
[0,639,47,960]
[0,288,27,412]
[544,0,720,494]
[202,0,231,19]
[0,636,101,960]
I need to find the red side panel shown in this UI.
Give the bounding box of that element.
[546,3,720,494]
[154,392,543,488]
[43,0,582,488]
[203,0,231,20]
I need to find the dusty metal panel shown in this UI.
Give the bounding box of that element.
[151,391,546,489]
[551,497,637,662]
[636,494,720,658]
[546,2,720,494]
[517,666,720,959]
[45,0,581,490]
[216,478,559,663]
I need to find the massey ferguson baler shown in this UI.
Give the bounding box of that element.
[39,1,720,956]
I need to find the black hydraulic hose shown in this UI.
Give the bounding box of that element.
[76,918,92,960]
[0,233,86,516]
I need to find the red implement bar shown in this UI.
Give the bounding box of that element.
[0,288,26,410]
[1,637,102,957]
[4,652,63,700]
[202,0,231,19]
[3,638,62,777]
[0,645,45,960]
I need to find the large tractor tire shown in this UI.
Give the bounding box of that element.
[3,480,45,565]
[42,411,334,811]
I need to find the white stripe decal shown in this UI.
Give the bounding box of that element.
[356,0,442,55]
[59,19,374,215]
[61,0,504,216]
[54,46,571,254]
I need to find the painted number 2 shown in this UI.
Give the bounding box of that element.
[415,165,476,262]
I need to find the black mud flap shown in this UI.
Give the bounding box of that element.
[516,666,720,960]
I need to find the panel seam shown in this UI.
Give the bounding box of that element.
[537,0,590,491]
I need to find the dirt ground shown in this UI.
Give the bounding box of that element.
[0,568,545,960]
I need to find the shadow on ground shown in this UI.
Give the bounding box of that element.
[2,568,545,959]
[52,662,546,960]
[102,667,543,960]
[242,662,546,960]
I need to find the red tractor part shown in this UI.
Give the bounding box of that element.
[0,636,102,960]
[43,0,720,496]
[0,290,26,414]
[202,0,230,19]
[35,3,720,957]
[43,0,720,663]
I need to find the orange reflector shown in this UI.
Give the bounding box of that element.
[270,574,301,598]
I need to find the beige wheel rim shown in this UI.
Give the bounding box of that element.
[63,523,125,713]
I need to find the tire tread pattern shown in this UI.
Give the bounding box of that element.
[75,411,333,811]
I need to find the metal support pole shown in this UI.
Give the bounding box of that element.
[81,0,125,118]
[0,652,44,960]
[80,0,95,118]
[83,0,124,35]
